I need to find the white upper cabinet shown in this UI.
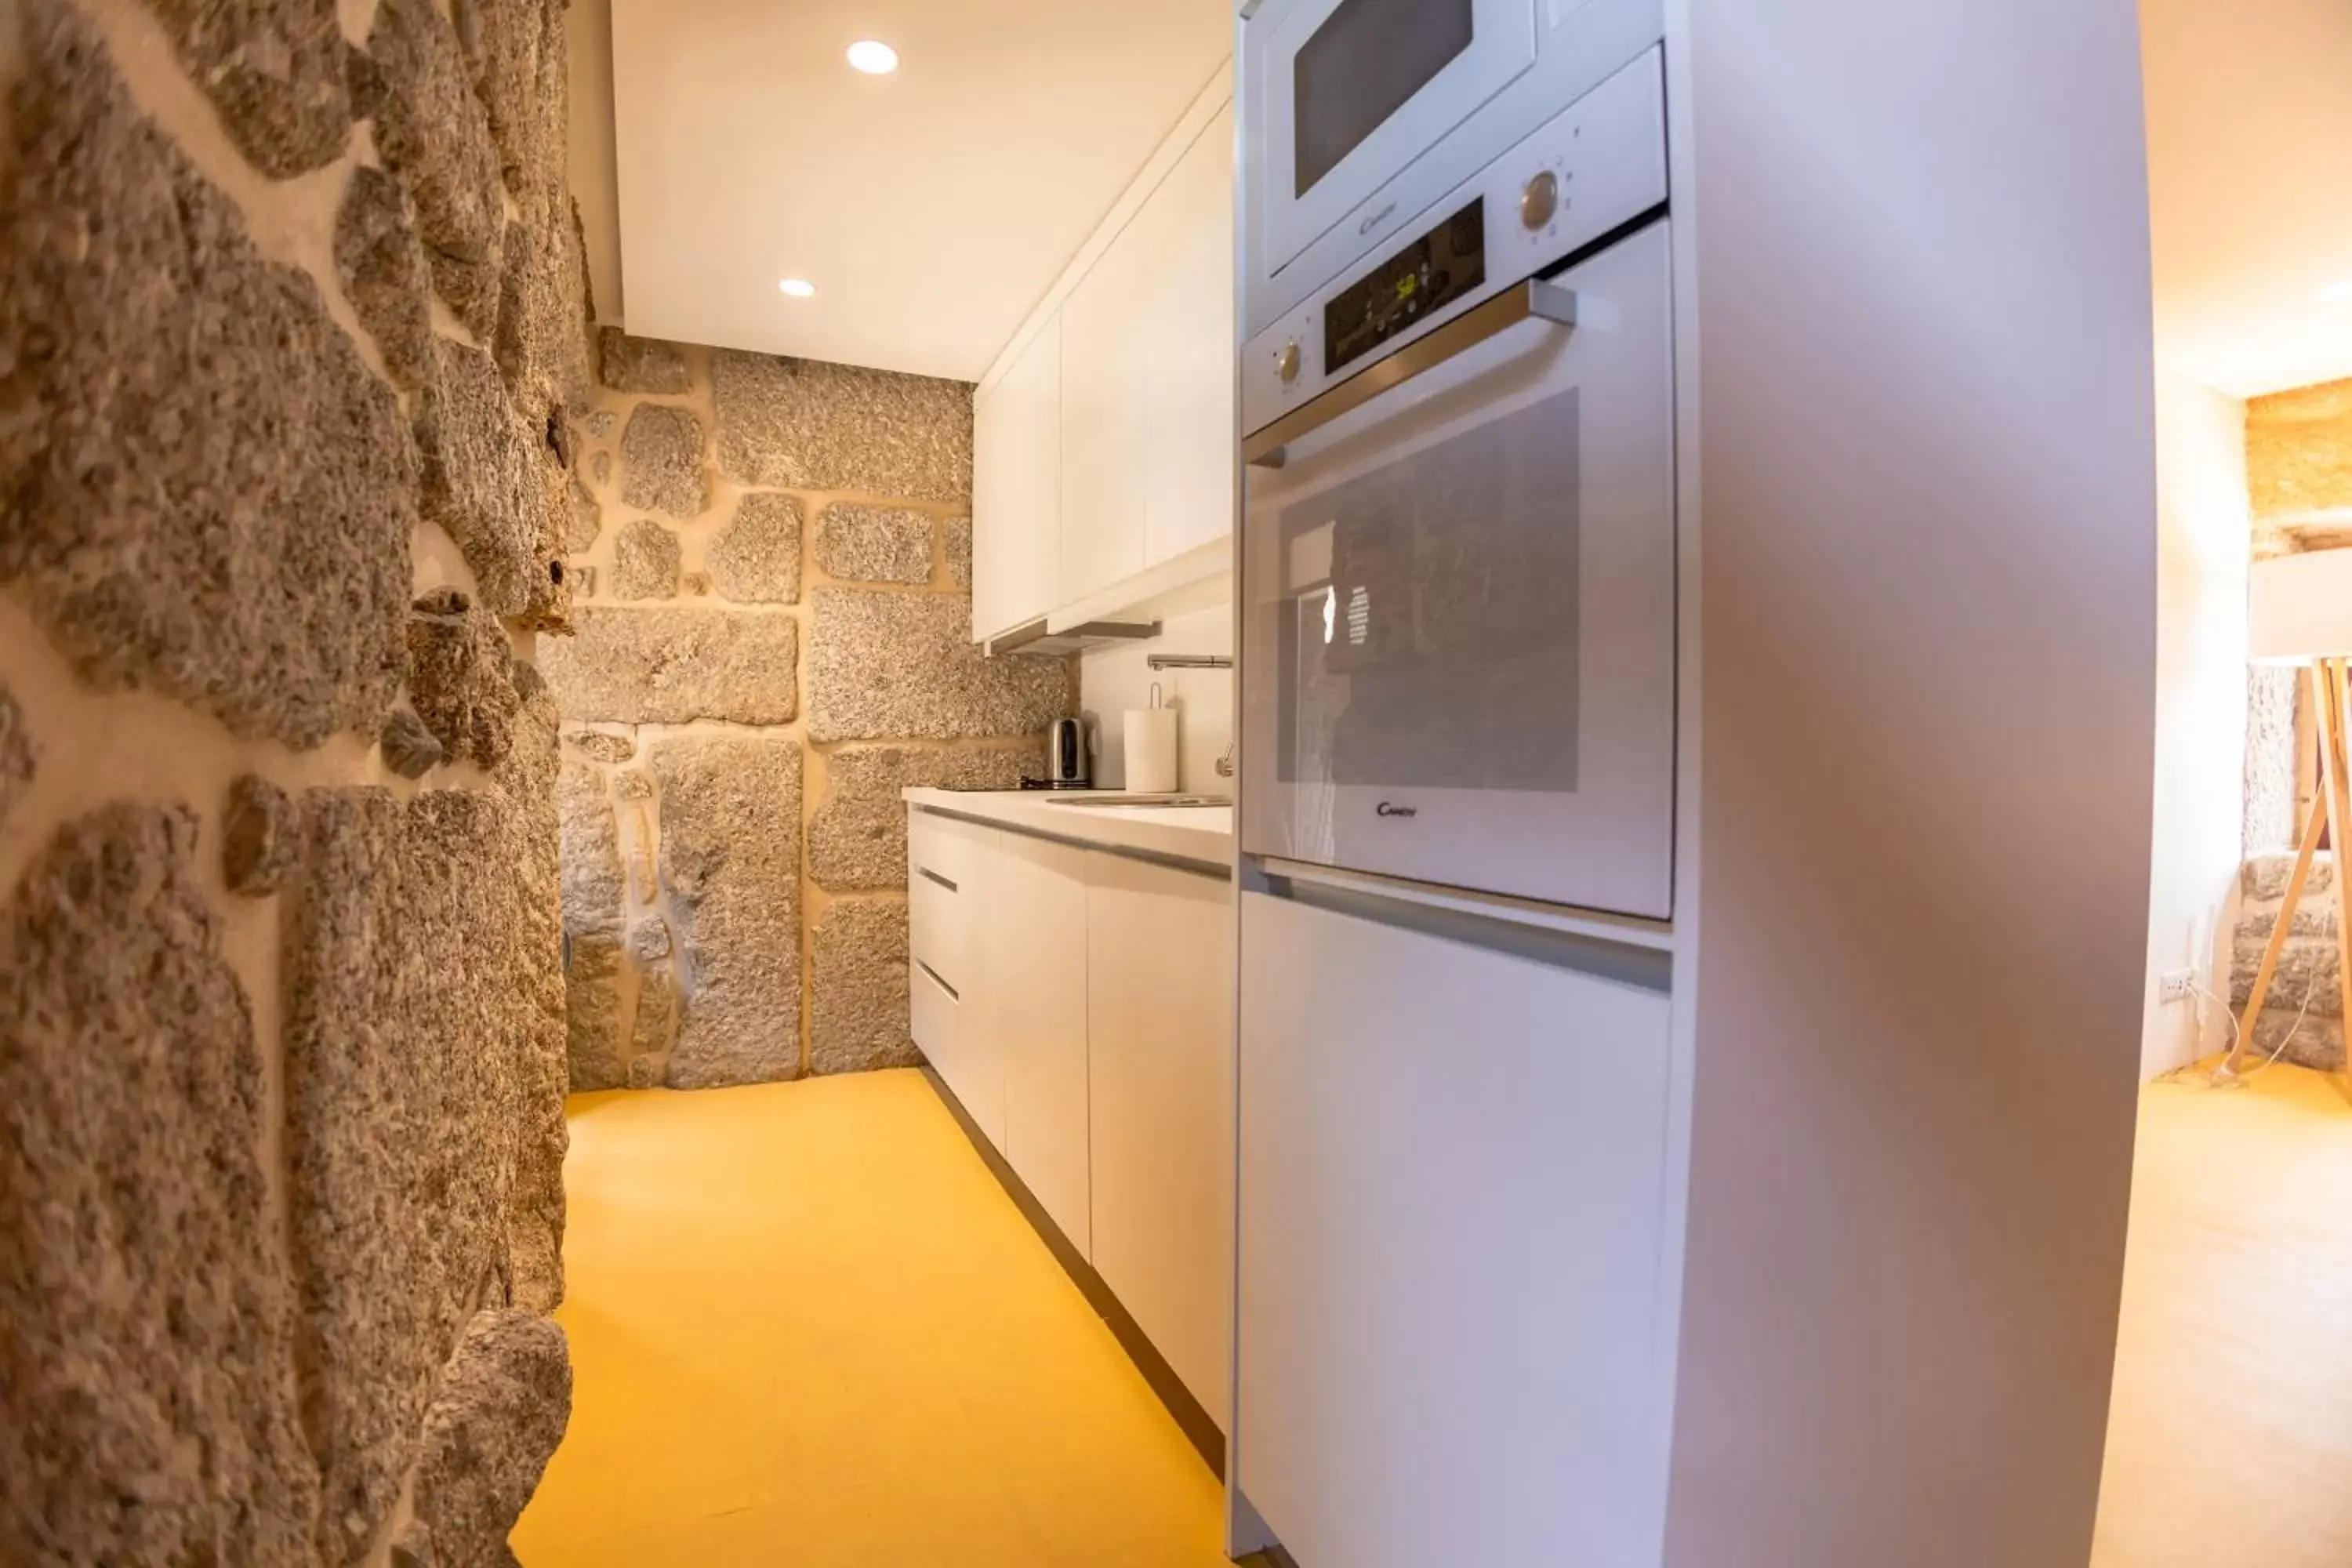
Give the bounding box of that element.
[971,67,1234,644]
[1058,209,1153,603]
[972,314,1062,642]
[1139,104,1237,569]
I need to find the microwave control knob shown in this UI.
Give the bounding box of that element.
[1276,340,1301,385]
[1520,169,1560,230]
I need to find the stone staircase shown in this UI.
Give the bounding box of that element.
[2232,852,2348,1069]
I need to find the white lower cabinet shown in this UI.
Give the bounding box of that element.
[908,807,1236,1432]
[1236,889,1675,1568]
[982,830,1094,1261]
[908,813,1000,1149]
[1085,852,1234,1428]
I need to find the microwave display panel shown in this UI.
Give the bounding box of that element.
[1294,0,1475,198]
[1324,199,1487,376]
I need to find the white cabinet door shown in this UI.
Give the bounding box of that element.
[1236,890,1675,1568]
[973,316,1062,641]
[988,830,1094,1257]
[1141,104,1236,568]
[908,812,1003,1150]
[1058,214,1152,605]
[1086,854,1234,1428]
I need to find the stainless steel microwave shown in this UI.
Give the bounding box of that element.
[1239,0,1664,339]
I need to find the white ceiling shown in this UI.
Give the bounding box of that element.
[2143,0,2352,400]
[601,0,1231,384]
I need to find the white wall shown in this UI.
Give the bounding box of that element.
[1076,577,1232,793]
[2142,372,2251,1079]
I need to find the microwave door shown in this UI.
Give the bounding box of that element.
[1256,0,1539,276]
[1241,223,1676,918]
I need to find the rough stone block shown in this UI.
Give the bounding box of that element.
[591,450,612,486]
[516,456,578,634]
[371,0,505,334]
[2237,898,2333,944]
[712,350,973,502]
[2230,934,2341,1016]
[2246,1007,2347,1073]
[612,518,682,601]
[408,591,524,767]
[946,515,972,590]
[619,404,708,518]
[650,736,804,1087]
[586,409,617,439]
[539,608,799,726]
[223,773,299,895]
[335,163,436,391]
[284,787,530,1560]
[563,473,601,557]
[559,760,623,935]
[417,339,549,617]
[810,743,1041,888]
[626,1053,666,1090]
[597,328,691,394]
[383,708,446,777]
[559,757,626,1091]
[496,195,594,419]
[816,503,935,584]
[709,492,803,604]
[0,803,321,1560]
[404,1309,572,1568]
[492,670,568,1312]
[566,728,635,764]
[631,962,679,1058]
[2249,379,2352,520]
[145,0,351,177]
[811,898,920,1074]
[566,931,626,1092]
[630,917,673,960]
[0,5,413,750]
[0,683,34,828]
[492,216,538,392]
[808,590,1070,742]
[452,0,557,195]
[2244,854,2334,902]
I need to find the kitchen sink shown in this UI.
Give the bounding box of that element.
[1042,793,1232,809]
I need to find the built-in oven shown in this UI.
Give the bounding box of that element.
[1238,49,1673,919]
[1240,0,1663,339]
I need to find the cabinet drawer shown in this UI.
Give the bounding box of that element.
[909,863,965,989]
[908,809,979,890]
[913,953,1003,1152]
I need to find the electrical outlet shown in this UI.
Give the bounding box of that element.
[2159,968,2197,1004]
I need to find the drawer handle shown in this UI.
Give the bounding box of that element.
[918,866,958,893]
[916,959,960,1001]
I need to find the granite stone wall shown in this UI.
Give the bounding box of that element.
[2231,852,2347,1071]
[545,336,1069,1090]
[2249,376,2352,525]
[0,0,583,1558]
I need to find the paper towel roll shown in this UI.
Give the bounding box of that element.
[1123,706,1179,794]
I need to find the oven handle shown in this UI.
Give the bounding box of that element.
[1243,279,1578,468]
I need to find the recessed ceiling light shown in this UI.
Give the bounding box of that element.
[846,39,899,74]
[2321,281,2352,306]
[778,278,816,298]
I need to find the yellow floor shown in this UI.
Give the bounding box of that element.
[514,1070,1232,1568]
[2092,1062,2352,1567]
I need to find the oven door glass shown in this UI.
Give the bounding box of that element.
[1254,0,1537,278]
[1241,221,1675,918]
